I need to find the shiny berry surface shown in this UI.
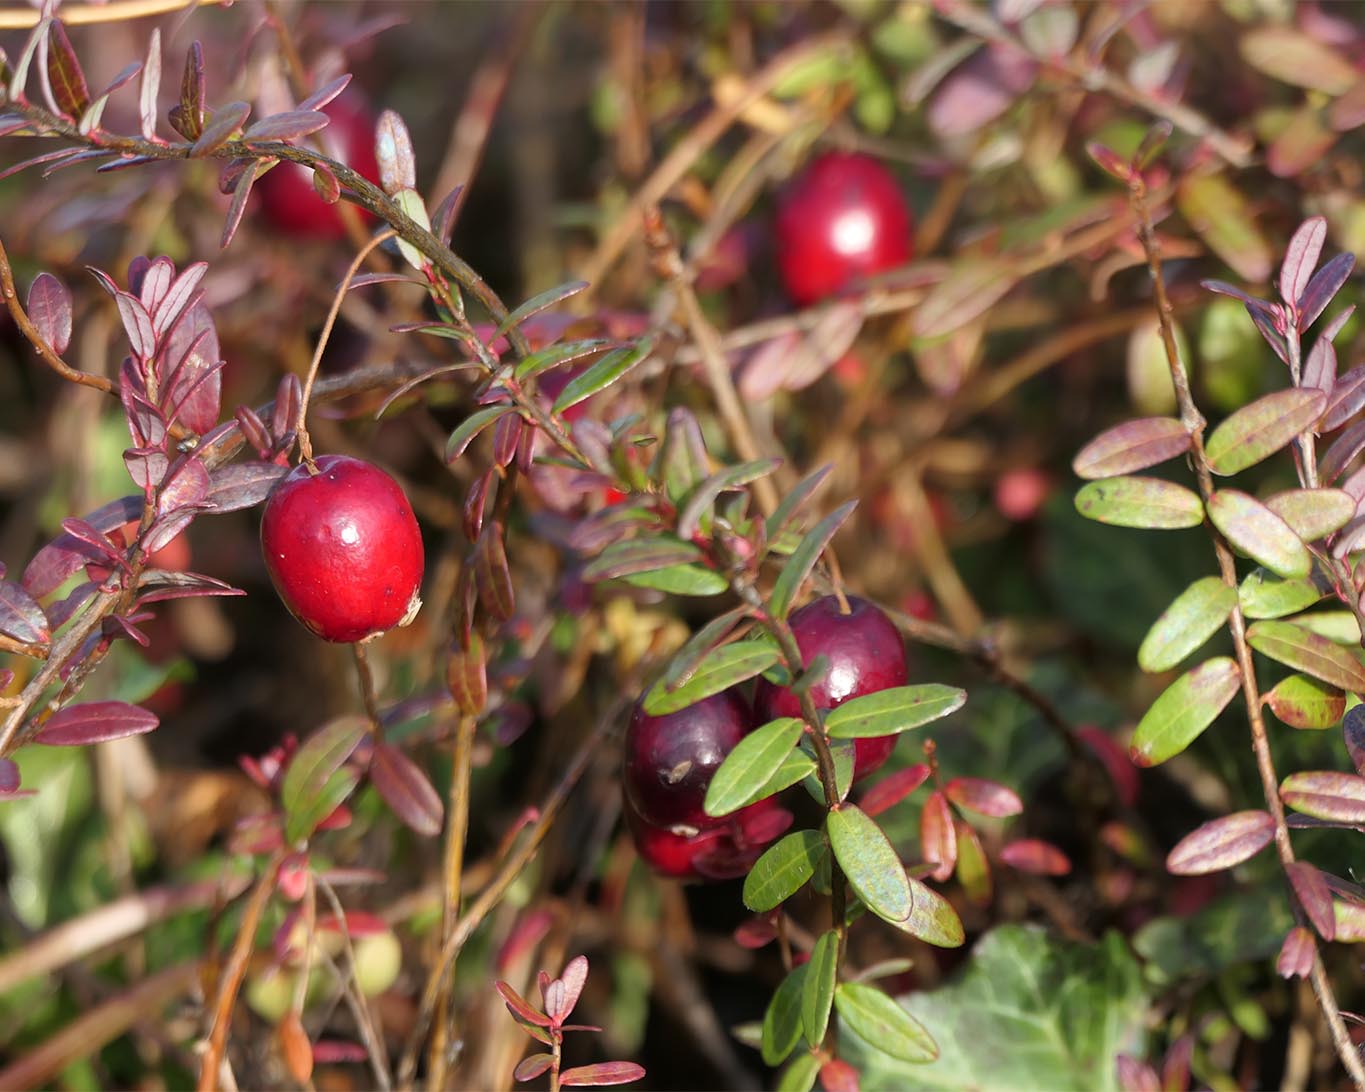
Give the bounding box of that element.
[775,152,913,306]
[625,797,790,881]
[261,455,423,643]
[754,595,907,781]
[255,94,380,240]
[623,688,754,832]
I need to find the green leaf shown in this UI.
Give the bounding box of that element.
[493,279,589,339]
[825,684,966,739]
[677,459,782,540]
[769,501,857,621]
[776,1051,821,1092]
[834,982,937,1065]
[621,563,729,596]
[1238,568,1322,619]
[827,805,912,924]
[1074,476,1204,529]
[1177,174,1273,284]
[1206,490,1311,579]
[1284,610,1361,644]
[281,715,368,845]
[1135,890,1292,986]
[762,964,808,1065]
[894,876,966,948]
[445,404,516,463]
[802,930,839,1048]
[552,337,653,414]
[662,607,747,690]
[1265,488,1357,542]
[1137,576,1235,672]
[755,748,818,799]
[643,640,780,715]
[656,408,709,504]
[514,337,614,382]
[1265,674,1345,730]
[744,829,826,913]
[704,717,805,818]
[582,537,703,582]
[1246,620,1365,692]
[392,188,432,272]
[765,464,833,542]
[1203,388,1326,476]
[1130,657,1240,767]
[845,925,1146,1090]
[802,738,855,806]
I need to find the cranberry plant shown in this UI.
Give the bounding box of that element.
[0,3,1362,1092]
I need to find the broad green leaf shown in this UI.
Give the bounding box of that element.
[1074,476,1204,529]
[777,1052,821,1092]
[801,738,854,806]
[825,684,966,739]
[827,805,912,924]
[1203,388,1325,476]
[756,748,818,799]
[552,337,653,414]
[846,925,1145,1090]
[802,930,839,1048]
[834,982,937,1065]
[621,563,728,596]
[762,963,808,1065]
[769,501,857,620]
[1246,620,1365,692]
[1072,417,1190,480]
[744,830,825,913]
[492,279,588,339]
[1264,674,1345,730]
[643,641,780,715]
[656,407,708,504]
[893,876,965,948]
[704,717,804,817]
[582,537,703,582]
[1206,490,1311,579]
[1238,568,1321,619]
[662,607,747,690]
[1137,576,1235,673]
[514,337,613,381]
[1130,657,1240,767]
[281,715,368,845]
[1241,26,1359,95]
[1177,174,1273,283]
[445,404,516,463]
[1135,891,1292,986]
[765,464,833,542]
[1284,610,1361,644]
[1265,488,1357,542]
[677,459,782,540]
[955,819,991,905]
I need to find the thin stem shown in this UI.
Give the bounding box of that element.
[350,643,382,729]
[1129,172,1365,1091]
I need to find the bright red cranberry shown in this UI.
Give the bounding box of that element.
[255,93,381,240]
[623,688,754,832]
[260,455,423,643]
[625,797,790,881]
[754,595,907,781]
[775,152,913,306]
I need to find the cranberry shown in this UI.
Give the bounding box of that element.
[625,796,790,881]
[260,455,423,643]
[754,595,907,781]
[623,688,754,832]
[255,93,381,240]
[775,152,913,306]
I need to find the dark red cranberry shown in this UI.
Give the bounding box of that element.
[754,595,907,781]
[255,93,381,240]
[260,455,423,643]
[625,796,791,881]
[775,152,913,306]
[623,688,754,832]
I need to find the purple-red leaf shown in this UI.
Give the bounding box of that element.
[943,776,1023,818]
[551,955,587,1023]
[1321,365,1365,432]
[1116,1054,1160,1092]
[475,522,515,621]
[1166,810,1275,874]
[27,272,72,355]
[190,100,249,157]
[369,742,443,837]
[495,980,551,1027]
[206,461,287,512]
[999,838,1071,876]
[559,1062,647,1087]
[1276,925,1315,979]
[157,456,209,515]
[1345,704,1365,776]
[151,262,207,338]
[1280,770,1365,823]
[161,301,221,433]
[1072,417,1190,480]
[1279,217,1326,309]
[0,579,51,646]
[1204,388,1326,476]
[243,109,328,142]
[920,789,956,882]
[23,495,141,597]
[46,21,90,119]
[513,1053,554,1082]
[1298,252,1356,332]
[1286,860,1334,940]
[35,701,158,745]
[297,74,352,113]
[860,764,931,818]
[0,758,20,794]
[221,159,260,250]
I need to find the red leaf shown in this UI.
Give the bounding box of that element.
[1345,705,1365,777]
[1276,925,1315,979]
[1116,1053,1160,1092]
[206,461,288,512]
[920,790,956,882]
[1279,216,1326,310]
[369,742,443,837]
[1160,1034,1193,1092]
[27,272,72,355]
[513,1053,554,1082]
[999,838,1071,876]
[1078,726,1140,807]
[1286,860,1334,940]
[1166,810,1275,875]
[36,701,158,745]
[559,1061,646,1086]
[860,764,930,817]
[819,1058,861,1092]
[0,758,21,793]
[495,980,551,1027]
[550,955,588,1023]
[0,579,50,646]
[733,916,778,949]
[944,776,1022,818]
[496,909,555,974]
[311,1039,368,1064]
[46,21,91,119]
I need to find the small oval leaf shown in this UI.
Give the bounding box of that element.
[1206,490,1311,579]
[35,701,158,745]
[1264,674,1345,730]
[1073,417,1191,480]
[801,930,839,1048]
[370,741,443,837]
[644,641,780,716]
[1204,388,1325,476]
[1166,810,1275,874]
[743,829,826,913]
[1266,488,1357,542]
[1280,769,1365,823]
[1130,656,1241,767]
[834,982,938,1064]
[824,684,966,739]
[704,718,804,818]
[1239,568,1322,620]
[827,804,912,924]
[1246,620,1365,692]
[1137,576,1236,673]
[1075,476,1205,529]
